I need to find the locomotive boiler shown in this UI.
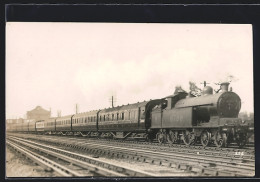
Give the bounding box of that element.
[150,82,248,148]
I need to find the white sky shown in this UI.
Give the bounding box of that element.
[6,23,254,119]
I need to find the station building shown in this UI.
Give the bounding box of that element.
[26,106,50,121]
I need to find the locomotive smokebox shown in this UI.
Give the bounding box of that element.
[220,82,230,92]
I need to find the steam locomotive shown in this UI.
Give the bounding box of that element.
[7,82,253,148]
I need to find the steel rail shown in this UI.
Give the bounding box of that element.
[24,134,254,168]
[6,140,82,177]
[8,134,255,176]
[7,132,254,152]
[7,136,156,177]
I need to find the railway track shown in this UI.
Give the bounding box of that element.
[7,133,255,176]
[6,136,158,177]
[70,137,255,159]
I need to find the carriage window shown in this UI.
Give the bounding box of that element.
[112,114,114,120]
[107,114,110,121]
[104,115,106,121]
[100,116,102,121]
[122,113,124,120]
[93,116,96,122]
[117,113,119,120]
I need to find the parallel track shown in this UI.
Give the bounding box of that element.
[7,133,255,176]
[7,136,157,177]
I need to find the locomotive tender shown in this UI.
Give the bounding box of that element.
[7,82,252,148]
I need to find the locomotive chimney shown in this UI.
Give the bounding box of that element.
[220,82,230,92]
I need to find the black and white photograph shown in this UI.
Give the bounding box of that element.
[5,21,254,177]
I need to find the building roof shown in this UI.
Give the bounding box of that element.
[27,106,50,114]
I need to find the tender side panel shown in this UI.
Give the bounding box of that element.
[162,107,193,128]
[151,108,162,129]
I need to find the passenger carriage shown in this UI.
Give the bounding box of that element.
[98,100,161,140]
[28,120,36,133]
[72,110,99,137]
[55,115,73,135]
[44,117,56,134]
[36,120,45,134]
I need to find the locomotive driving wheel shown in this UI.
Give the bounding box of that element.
[167,130,178,144]
[157,132,166,144]
[183,130,195,146]
[200,130,211,147]
[214,131,228,148]
[236,133,247,148]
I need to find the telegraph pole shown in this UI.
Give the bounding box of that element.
[75,104,79,114]
[109,94,117,108]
